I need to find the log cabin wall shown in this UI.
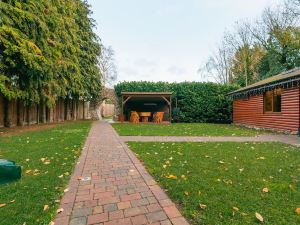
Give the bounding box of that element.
[233,87,300,132]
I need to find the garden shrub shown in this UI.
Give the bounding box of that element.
[114,81,239,123]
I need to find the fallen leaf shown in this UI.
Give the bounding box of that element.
[0,203,6,208]
[219,161,225,164]
[233,207,239,211]
[239,168,244,172]
[64,188,69,193]
[165,175,177,179]
[199,204,207,209]
[223,179,233,185]
[9,200,15,203]
[49,222,55,225]
[43,205,49,211]
[181,175,187,180]
[58,175,63,178]
[163,165,167,169]
[56,208,64,213]
[25,170,32,174]
[262,187,269,193]
[255,212,264,222]
[295,208,300,214]
[184,191,189,196]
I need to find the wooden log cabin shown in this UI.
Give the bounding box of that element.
[228,68,300,134]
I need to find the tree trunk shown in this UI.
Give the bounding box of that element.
[73,100,77,120]
[4,97,11,127]
[83,100,85,119]
[17,100,24,126]
[37,104,40,124]
[41,102,46,123]
[64,98,69,120]
[27,105,30,126]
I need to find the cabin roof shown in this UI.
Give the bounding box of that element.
[121,92,173,96]
[228,67,300,98]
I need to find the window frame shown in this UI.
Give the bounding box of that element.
[263,88,282,114]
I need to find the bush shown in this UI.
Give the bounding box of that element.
[114,81,239,123]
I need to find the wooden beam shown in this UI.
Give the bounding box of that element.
[161,96,171,105]
[122,96,132,105]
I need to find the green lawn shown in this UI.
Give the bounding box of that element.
[128,142,300,225]
[0,121,92,225]
[112,123,266,136]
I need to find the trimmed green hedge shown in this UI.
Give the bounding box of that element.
[114,81,239,123]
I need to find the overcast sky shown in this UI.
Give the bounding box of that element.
[87,0,281,84]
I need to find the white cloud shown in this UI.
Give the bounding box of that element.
[134,58,157,67]
[167,66,186,75]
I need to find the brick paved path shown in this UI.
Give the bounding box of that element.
[121,135,300,147]
[54,122,189,225]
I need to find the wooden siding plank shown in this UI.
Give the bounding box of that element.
[233,87,300,132]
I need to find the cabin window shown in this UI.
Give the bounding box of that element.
[264,88,281,113]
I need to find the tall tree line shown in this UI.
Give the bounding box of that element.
[0,0,102,112]
[201,0,300,87]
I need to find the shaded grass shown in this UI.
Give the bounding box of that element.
[112,123,266,137]
[0,121,92,225]
[128,142,300,225]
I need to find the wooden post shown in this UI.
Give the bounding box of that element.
[121,95,124,117]
[161,96,172,123]
[169,96,172,123]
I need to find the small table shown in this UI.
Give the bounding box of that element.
[139,112,151,123]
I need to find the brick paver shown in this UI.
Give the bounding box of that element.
[121,135,300,147]
[54,122,189,225]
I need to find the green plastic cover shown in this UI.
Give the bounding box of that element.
[0,159,22,184]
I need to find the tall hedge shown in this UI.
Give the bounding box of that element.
[114,81,239,123]
[0,0,101,106]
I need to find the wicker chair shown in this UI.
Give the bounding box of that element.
[153,112,164,123]
[130,111,140,123]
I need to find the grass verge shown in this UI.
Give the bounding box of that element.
[128,142,300,225]
[0,121,92,225]
[112,123,266,137]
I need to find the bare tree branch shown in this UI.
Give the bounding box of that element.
[98,45,118,86]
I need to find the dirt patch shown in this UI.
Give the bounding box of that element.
[0,120,89,137]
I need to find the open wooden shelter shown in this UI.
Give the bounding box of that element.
[121,92,172,122]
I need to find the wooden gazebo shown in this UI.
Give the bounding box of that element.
[121,92,172,122]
